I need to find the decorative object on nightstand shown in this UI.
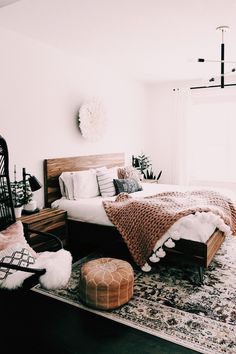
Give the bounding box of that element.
[9,165,42,217]
[22,167,42,213]
[19,208,68,252]
[132,153,162,182]
[142,178,159,184]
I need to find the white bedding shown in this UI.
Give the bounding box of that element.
[52,182,233,244]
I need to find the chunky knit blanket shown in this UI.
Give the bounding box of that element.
[103,190,236,268]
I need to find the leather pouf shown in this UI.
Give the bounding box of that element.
[79,257,134,310]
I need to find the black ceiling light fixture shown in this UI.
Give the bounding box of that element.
[191,26,236,90]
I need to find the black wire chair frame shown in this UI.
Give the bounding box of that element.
[0,134,64,288]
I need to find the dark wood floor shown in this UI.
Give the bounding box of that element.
[1,238,200,354]
[2,289,199,354]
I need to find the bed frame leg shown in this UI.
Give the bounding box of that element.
[198,266,204,284]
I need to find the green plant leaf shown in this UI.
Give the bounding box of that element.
[156,170,162,180]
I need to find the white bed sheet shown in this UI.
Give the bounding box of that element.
[52,183,187,226]
[52,182,234,244]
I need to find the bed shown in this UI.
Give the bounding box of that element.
[44,153,235,282]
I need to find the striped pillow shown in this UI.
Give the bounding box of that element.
[96,168,116,197]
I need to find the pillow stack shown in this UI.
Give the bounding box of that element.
[59,165,143,199]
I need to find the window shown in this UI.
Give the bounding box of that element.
[186,89,236,189]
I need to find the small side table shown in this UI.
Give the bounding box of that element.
[19,208,68,252]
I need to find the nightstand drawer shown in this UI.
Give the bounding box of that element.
[26,213,66,235]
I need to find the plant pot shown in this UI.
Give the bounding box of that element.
[24,200,37,212]
[14,206,23,218]
[139,173,144,181]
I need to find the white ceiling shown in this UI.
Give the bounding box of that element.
[0,0,20,7]
[1,0,236,84]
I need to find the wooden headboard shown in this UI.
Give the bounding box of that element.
[44,153,125,207]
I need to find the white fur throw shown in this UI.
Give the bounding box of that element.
[0,221,72,290]
[35,249,72,290]
[1,249,72,290]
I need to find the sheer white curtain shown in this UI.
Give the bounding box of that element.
[172,85,236,192]
[187,87,236,191]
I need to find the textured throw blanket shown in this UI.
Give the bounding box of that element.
[103,190,236,267]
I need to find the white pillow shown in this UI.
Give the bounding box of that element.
[73,169,100,199]
[59,172,74,200]
[95,166,107,173]
[59,176,66,198]
[108,166,119,176]
[96,168,117,197]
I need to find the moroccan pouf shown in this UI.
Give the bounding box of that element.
[79,257,134,310]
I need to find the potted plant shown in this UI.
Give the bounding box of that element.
[145,167,162,181]
[132,153,162,182]
[10,180,33,217]
[132,153,151,177]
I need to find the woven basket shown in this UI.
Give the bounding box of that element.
[79,257,134,310]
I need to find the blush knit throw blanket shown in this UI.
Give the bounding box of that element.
[102,190,236,268]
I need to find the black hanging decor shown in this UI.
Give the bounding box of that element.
[191,26,236,90]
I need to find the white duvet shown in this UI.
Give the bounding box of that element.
[52,182,234,245]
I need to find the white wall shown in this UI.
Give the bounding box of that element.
[143,82,175,184]
[0,28,147,208]
[145,79,236,192]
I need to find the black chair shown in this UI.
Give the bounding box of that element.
[0,135,72,290]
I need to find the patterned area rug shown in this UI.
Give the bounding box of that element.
[33,236,236,354]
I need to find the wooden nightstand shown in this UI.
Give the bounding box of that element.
[19,208,68,252]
